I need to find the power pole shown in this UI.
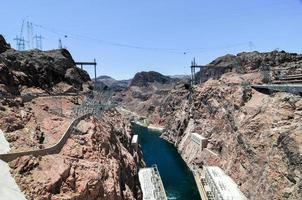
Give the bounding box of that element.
[58,38,62,49]
[27,21,31,49]
[94,58,97,81]
[15,20,26,51]
[249,41,256,52]
[30,22,34,49]
[26,21,34,49]
[14,36,26,51]
[34,35,44,50]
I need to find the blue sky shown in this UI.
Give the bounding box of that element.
[1,0,301,79]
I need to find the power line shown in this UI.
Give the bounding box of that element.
[32,23,251,54]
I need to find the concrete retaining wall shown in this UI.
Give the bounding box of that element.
[0,114,90,162]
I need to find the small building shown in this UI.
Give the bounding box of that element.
[131,135,138,151]
[191,133,208,150]
[203,166,247,200]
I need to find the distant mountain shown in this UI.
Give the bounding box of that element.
[130,71,173,87]
[168,75,191,80]
[94,72,190,91]
[94,75,131,91]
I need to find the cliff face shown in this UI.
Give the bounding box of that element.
[157,51,302,199]
[195,51,302,83]
[0,35,143,200]
[9,111,143,200]
[111,51,302,200]
[0,92,144,199]
[114,71,185,122]
[161,79,301,199]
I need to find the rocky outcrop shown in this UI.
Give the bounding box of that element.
[9,111,143,200]
[196,51,302,83]
[130,71,172,87]
[0,35,10,53]
[0,37,91,95]
[115,71,188,121]
[95,75,131,92]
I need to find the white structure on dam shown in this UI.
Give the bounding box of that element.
[131,134,139,151]
[203,166,247,200]
[138,165,167,200]
[188,132,208,163]
[191,132,208,151]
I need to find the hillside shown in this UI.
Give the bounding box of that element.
[0,35,143,200]
[130,71,173,87]
[119,51,302,199]
[114,71,188,120]
[94,75,131,91]
[0,37,92,95]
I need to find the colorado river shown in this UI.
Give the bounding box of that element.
[132,124,200,200]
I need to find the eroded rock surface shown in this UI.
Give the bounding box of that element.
[114,71,185,122]
[0,34,10,53]
[9,111,143,200]
[0,46,91,95]
[0,35,143,200]
[160,80,301,199]
[119,51,302,199]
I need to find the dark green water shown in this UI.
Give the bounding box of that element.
[132,123,200,200]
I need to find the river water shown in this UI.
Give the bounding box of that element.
[132,124,200,200]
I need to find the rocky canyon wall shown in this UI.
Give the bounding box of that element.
[158,51,302,199]
[0,35,143,200]
[118,51,302,199]
[9,110,143,200]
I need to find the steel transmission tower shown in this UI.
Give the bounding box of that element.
[34,35,44,50]
[14,36,26,51]
[249,41,256,52]
[14,20,26,51]
[26,21,34,49]
[58,39,63,49]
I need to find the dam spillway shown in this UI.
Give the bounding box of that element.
[132,123,200,200]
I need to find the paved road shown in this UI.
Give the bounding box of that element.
[251,84,302,93]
